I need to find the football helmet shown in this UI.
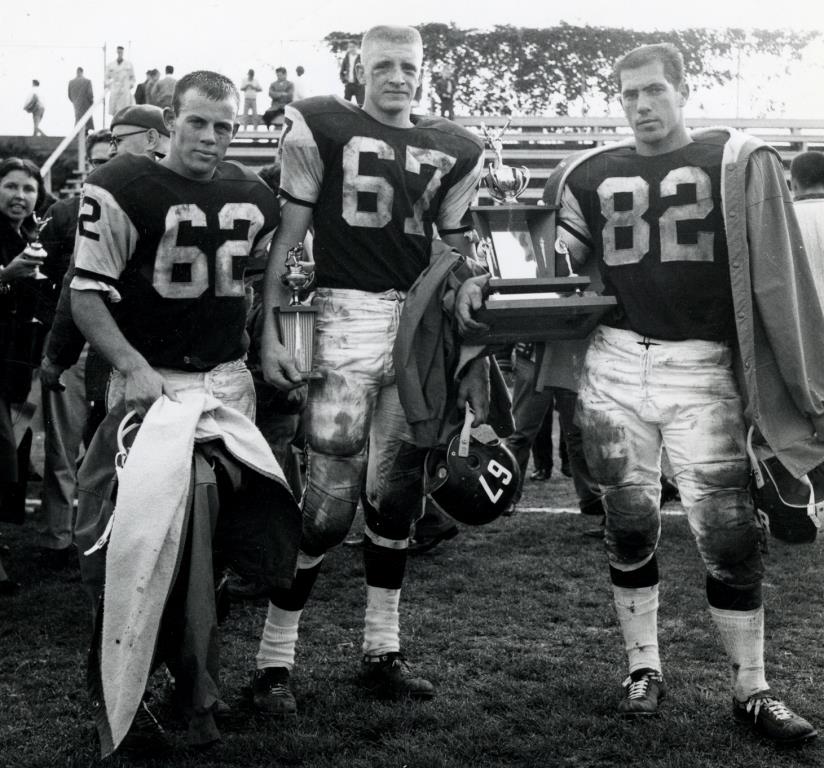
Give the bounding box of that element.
[747,427,824,544]
[424,408,519,526]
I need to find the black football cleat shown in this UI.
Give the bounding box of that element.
[360,652,434,700]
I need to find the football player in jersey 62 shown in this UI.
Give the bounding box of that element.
[70,71,298,756]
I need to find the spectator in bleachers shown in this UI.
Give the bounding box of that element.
[263,67,293,130]
[134,70,153,105]
[790,150,824,304]
[23,80,46,137]
[434,65,456,120]
[240,69,262,128]
[105,46,135,117]
[151,65,177,110]
[339,40,361,103]
[293,65,309,101]
[67,67,94,131]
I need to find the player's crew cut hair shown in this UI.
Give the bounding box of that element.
[791,151,824,190]
[614,43,685,91]
[361,25,423,65]
[172,70,240,115]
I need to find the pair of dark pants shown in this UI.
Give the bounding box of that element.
[507,355,601,511]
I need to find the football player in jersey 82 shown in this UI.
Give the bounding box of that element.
[253,24,489,713]
[456,43,824,746]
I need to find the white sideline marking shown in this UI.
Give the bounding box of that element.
[516,506,685,516]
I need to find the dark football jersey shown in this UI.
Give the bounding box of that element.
[71,153,277,370]
[279,96,484,292]
[559,134,734,341]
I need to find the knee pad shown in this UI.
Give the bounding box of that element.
[604,484,660,565]
[301,451,365,556]
[691,491,764,588]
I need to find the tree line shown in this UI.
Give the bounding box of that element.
[325,24,818,116]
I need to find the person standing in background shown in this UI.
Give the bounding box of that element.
[67,67,94,131]
[790,150,824,305]
[293,66,309,101]
[150,65,177,109]
[339,40,361,103]
[240,69,262,128]
[105,45,135,117]
[23,80,46,137]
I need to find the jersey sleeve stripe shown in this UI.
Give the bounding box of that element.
[279,190,316,208]
[436,151,484,232]
[557,220,593,250]
[438,225,472,235]
[72,267,121,287]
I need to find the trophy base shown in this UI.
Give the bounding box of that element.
[469,292,618,344]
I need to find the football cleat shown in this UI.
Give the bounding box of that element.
[250,667,297,717]
[359,652,435,700]
[733,691,817,745]
[617,668,665,716]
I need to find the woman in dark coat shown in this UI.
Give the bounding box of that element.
[0,157,48,594]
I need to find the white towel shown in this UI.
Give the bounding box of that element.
[101,391,286,753]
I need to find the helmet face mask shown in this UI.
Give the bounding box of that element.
[425,431,520,526]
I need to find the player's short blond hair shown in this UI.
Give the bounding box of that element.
[361,25,423,66]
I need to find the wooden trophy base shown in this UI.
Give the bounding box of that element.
[468,276,617,344]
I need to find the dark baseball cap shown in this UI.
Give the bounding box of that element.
[110,105,170,137]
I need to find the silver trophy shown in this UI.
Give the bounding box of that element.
[480,120,530,204]
[275,243,318,379]
[24,213,51,280]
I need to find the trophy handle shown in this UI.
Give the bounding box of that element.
[516,166,531,197]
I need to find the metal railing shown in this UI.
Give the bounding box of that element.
[40,97,105,194]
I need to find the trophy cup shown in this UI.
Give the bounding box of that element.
[468,118,617,343]
[275,243,319,379]
[480,120,530,204]
[24,214,51,280]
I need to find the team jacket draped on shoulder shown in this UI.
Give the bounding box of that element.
[278,96,484,292]
[71,153,278,371]
[546,128,824,477]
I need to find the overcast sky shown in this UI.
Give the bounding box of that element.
[1,0,823,134]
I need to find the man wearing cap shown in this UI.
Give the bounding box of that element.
[105,46,135,116]
[110,104,170,160]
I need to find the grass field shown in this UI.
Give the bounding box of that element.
[2,468,824,768]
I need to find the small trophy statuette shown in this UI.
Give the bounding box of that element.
[24,213,51,280]
[281,243,312,306]
[480,119,530,204]
[275,243,319,379]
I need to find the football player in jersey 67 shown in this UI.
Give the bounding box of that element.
[457,43,824,746]
[253,25,489,715]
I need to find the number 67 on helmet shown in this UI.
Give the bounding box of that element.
[424,407,520,526]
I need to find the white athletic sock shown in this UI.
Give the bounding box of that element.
[256,603,302,671]
[363,586,401,657]
[613,584,661,674]
[709,605,768,701]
